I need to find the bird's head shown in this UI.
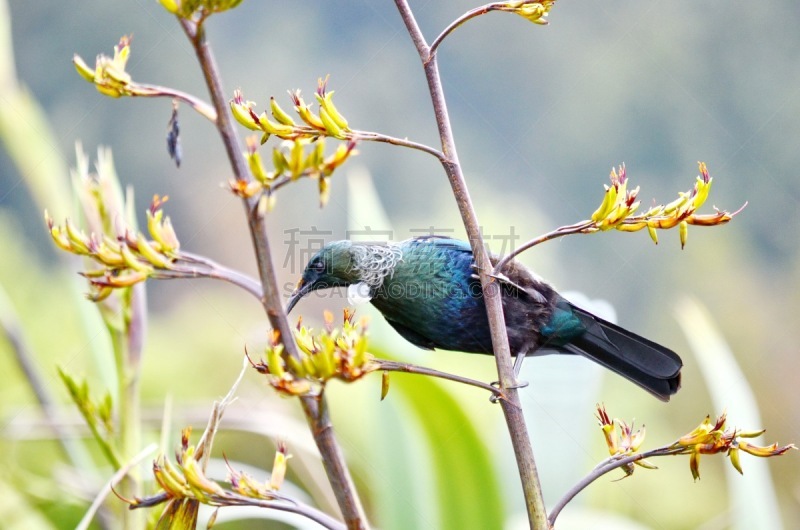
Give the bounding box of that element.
[286,241,361,313]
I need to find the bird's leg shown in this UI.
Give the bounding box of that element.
[513,351,527,378]
[489,351,529,403]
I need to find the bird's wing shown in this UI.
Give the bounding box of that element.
[408,235,550,304]
[407,235,474,254]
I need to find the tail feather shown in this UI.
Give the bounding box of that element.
[562,304,682,401]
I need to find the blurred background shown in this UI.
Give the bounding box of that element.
[1,1,799,528]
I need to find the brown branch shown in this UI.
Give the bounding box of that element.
[179,18,368,530]
[493,220,594,273]
[392,2,548,528]
[547,446,686,527]
[374,359,504,397]
[131,83,217,121]
[352,130,445,161]
[429,3,506,60]
[154,252,264,300]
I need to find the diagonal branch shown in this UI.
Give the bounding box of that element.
[128,82,217,122]
[493,220,594,272]
[178,17,368,530]
[374,359,503,397]
[547,446,686,527]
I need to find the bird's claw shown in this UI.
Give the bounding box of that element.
[489,378,529,403]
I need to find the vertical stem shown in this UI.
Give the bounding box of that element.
[392,2,548,528]
[112,286,145,529]
[179,18,368,529]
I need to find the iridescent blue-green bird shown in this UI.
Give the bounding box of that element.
[286,236,682,401]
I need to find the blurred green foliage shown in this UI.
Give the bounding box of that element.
[1,1,798,529]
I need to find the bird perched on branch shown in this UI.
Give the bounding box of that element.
[286,236,682,401]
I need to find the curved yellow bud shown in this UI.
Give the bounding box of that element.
[158,0,180,14]
[679,220,688,249]
[301,355,318,378]
[663,192,689,215]
[728,446,743,475]
[247,149,270,184]
[64,219,91,254]
[73,55,96,82]
[120,244,153,273]
[136,234,173,269]
[318,106,345,139]
[259,113,295,137]
[271,146,287,175]
[270,97,295,126]
[381,371,390,401]
[316,91,350,131]
[289,140,306,179]
[591,185,617,222]
[48,225,73,253]
[269,445,291,490]
[230,99,261,131]
[266,345,286,378]
[295,103,325,130]
[285,352,306,377]
[647,225,659,244]
[692,176,713,209]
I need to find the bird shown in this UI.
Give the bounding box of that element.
[286,236,682,401]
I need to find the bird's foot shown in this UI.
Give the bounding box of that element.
[489,271,526,291]
[469,263,484,280]
[489,378,529,403]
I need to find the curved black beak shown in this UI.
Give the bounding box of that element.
[285,279,313,314]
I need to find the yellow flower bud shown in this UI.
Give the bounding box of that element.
[158,0,180,14]
[319,106,345,139]
[679,220,688,249]
[315,89,350,131]
[381,371,390,401]
[591,185,616,222]
[73,55,96,82]
[64,218,91,254]
[728,446,743,475]
[269,442,291,490]
[291,91,325,130]
[285,352,306,377]
[136,234,173,269]
[120,241,153,275]
[247,148,270,184]
[270,96,295,126]
[230,93,261,131]
[647,224,658,244]
[266,344,286,378]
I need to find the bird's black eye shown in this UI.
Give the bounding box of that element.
[310,259,326,273]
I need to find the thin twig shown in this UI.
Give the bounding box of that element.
[130,82,217,121]
[179,18,368,530]
[75,443,159,530]
[493,220,594,272]
[154,251,264,300]
[374,359,504,397]
[353,130,445,161]
[429,3,506,60]
[195,355,249,466]
[392,2,548,528]
[547,446,686,527]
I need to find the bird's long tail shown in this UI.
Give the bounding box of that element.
[557,303,683,401]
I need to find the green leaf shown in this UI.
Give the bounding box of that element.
[373,347,504,530]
